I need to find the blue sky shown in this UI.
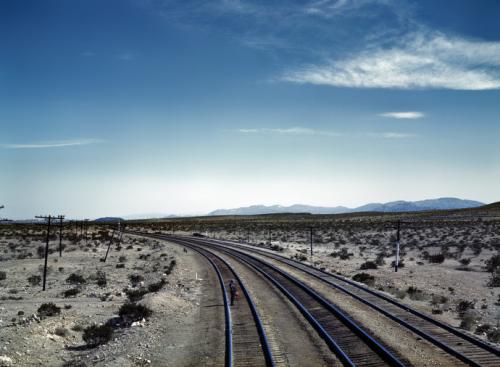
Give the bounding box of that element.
[1,0,499,219]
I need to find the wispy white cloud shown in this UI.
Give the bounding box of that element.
[282,31,500,90]
[235,127,342,137]
[369,132,417,139]
[380,111,424,119]
[1,138,104,149]
[234,128,417,139]
[304,0,395,17]
[149,0,401,54]
[215,0,397,18]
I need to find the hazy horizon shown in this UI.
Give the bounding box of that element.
[1,197,492,221]
[2,0,500,219]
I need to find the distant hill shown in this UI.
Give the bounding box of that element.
[94,217,124,223]
[208,198,484,216]
[352,198,484,213]
[209,204,349,216]
[474,201,500,211]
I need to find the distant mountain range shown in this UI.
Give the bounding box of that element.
[208,198,484,216]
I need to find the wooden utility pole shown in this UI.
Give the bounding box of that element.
[116,223,124,248]
[58,216,64,257]
[84,219,89,245]
[102,229,116,263]
[309,227,314,257]
[36,215,64,291]
[395,220,401,272]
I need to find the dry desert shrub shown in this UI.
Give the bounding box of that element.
[487,329,500,343]
[486,254,500,273]
[125,288,149,302]
[359,261,377,270]
[27,275,41,286]
[460,310,481,331]
[293,253,307,261]
[407,286,426,301]
[66,273,86,285]
[128,274,144,286]
[475,324,491,335]
[488,270,500,287]
[63,287,81,298]
[37,303,61,318]
[82,324,114,347]
[352,273,375,286]
[147,279,167,293]
[92,271,107,287]
[428,253,445,263]
[459,258,471,266]
[119,302,152,322]
[456,300,475,317]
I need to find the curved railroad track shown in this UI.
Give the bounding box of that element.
[133,231,408,367]
[183,235,500,367]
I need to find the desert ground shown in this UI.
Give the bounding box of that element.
[0,227,224,366]
[1,208,499,366]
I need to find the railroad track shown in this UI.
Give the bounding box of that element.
[183,242,274,367]
[184,235,500,367]
[132,231,407,367]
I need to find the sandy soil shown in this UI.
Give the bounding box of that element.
[0,228,224,366]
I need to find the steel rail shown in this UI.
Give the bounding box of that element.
[191,243,233,367]
[129,230,499,365]
[134,232,405,367]
[184,242,275,367]
[191,236,500,366]
[177,236,407,367]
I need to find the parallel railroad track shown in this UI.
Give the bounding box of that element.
[186,235,500,367]
[183,242,274,367]
[133,231,407,367]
